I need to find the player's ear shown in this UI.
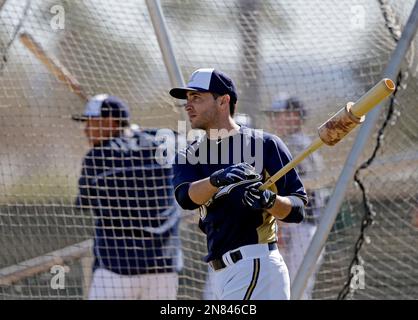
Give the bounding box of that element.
[219,94,230,110]
[111,118,122,130]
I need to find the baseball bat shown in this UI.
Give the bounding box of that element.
[259,78,396,191]
[19,32,89,102]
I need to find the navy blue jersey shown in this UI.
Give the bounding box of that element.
[173,126,307,262]
[76,128,182,275]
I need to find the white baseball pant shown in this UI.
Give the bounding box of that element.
[88,268,178,300]
[209,243,290,300]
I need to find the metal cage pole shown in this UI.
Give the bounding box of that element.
[145,0,186,121]
[291,0,418,300]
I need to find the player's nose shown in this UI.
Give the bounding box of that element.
[184,101,193,111]
[84,124,91,136]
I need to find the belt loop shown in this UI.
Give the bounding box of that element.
[222,252,229,267]
[222,251,232,266]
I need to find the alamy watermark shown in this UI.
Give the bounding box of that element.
[172,125,264,170]
[112,121,265,172]
[350,265,365,290]
[50,265,68,290]
[50,5,65,31]
[350,5,366,30]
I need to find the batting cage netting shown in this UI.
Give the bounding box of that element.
[0,0,417,299]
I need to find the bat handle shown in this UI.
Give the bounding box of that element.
[259,138,324,191]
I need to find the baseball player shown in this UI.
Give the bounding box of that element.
[202,112,255,300]
[267,95,329,299]
[170,68,308,300]
[72,94,182,300]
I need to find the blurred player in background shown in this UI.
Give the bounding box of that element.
[170,68,307,300]
[72,94,182,300]
[266,94,329,299]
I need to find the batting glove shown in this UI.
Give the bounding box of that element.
[242,182,277,210]
[209,162,258,188]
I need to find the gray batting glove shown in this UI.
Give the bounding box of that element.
[242,182,277,210]
[209,162,258,188]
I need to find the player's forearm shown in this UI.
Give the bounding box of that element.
[266,195,292,219]
[268,195,306,223]
[188,178,219,205]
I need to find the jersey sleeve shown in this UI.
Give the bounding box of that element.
[172,147,203,190]
[264,134,308,204]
